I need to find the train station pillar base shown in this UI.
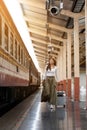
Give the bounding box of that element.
[63,80,66,93]
[74,77,80,101]
[67,79,71,99]
[57,80,66,92]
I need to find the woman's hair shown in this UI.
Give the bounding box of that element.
[46,57,56,70]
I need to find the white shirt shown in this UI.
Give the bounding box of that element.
[43,66,58,82]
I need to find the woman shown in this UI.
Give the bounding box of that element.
[43,57,58,111]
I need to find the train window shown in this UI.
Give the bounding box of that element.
[16,66,19,72]
[10,32,13,56]
[23,53,25,66]
[4,23,9,51]
[14,39,17,59]
[0,15,2,46]
[23,52,25,67]
[23,50,24,65]
[25,56,27,68]
[26,58,29,69]
[21,48,23,64]
[24,53,27,67]
[18,44,20,62]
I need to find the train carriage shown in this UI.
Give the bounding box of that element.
[0,1,40,116]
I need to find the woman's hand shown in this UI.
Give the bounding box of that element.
[42,79,45,86]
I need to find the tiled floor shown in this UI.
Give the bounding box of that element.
[0,88,87,130]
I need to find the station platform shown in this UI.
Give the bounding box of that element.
[0,88,87,130]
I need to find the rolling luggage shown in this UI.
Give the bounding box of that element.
[56,83,66,108]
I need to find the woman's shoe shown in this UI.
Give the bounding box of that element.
[50,104,55,111]
[50,104,54,109]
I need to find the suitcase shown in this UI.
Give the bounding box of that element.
[56,83,66,108]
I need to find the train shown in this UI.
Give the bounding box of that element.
[0,1,40,116]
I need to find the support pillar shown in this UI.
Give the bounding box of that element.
[85,0,87,108]
[61,47,63,83]
[57,47,63,91]
[59,47,63,83]
[67,32,72,98]
[74,18,80,101]
[62,42,67,92]
[57,53,60,86]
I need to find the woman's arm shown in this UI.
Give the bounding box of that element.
[55,67,59,82]
[43,68,46,80]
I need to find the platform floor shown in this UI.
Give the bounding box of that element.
[0,88,87,130]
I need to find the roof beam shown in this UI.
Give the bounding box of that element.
[24,16,72,33]
[33,44,47,51]
[34,48,47,54]
[61,10,85,18]
[24,10,47,21]
[29,28,66,42]
[29,24,47,31]
[31,37,62,49]
[37,57,46,61]
[33,45,59,54]
[35,51,46,55]
[36,54,46,58]
[38,59,45,63]
[24,16,46,28]
[35,50,58,58]
[31,37,47,44]
[24,5,47,15]
[28,27,47,37]
[18,0,45,9]
[48,34,66,42]
[48,23,72,33]
[35,51,58,58]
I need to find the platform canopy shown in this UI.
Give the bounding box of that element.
[4,0,85,72]
[18,0,85,70]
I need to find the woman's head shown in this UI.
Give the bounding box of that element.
[49,57,56,66]
[46,57,56,70]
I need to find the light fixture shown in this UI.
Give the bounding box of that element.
[50,6,60,16]
[48,43,52,53]
[47,38,54,54]
[46,0,64,16]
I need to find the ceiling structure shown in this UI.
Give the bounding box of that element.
[18,0,85,71]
